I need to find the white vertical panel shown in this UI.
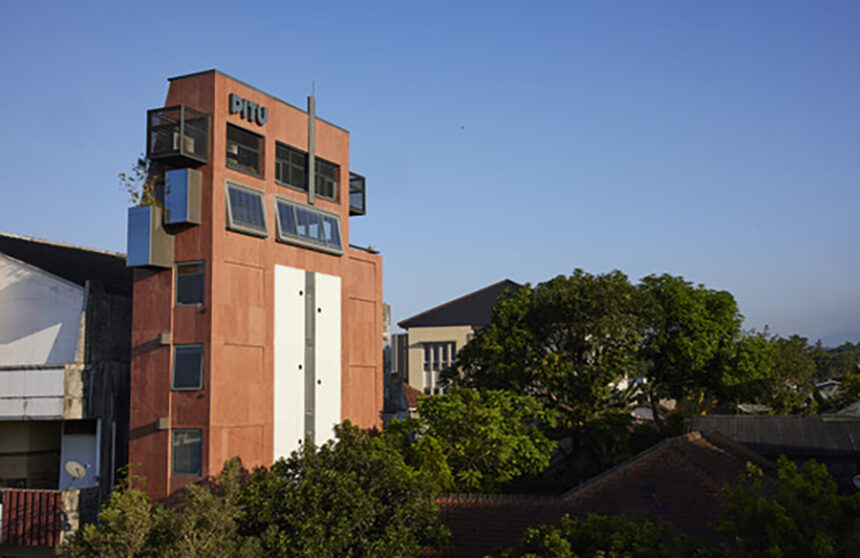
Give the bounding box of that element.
[273,265,306,460]
[314,272,341,445]
[59,432,99,489]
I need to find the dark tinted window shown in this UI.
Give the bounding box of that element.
[176,262,204,305]
[226,124,262,176]
[172,345,203,390]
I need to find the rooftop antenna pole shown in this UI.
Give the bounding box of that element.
[307,78,316,206]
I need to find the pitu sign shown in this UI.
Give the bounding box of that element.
[229,93,268,126]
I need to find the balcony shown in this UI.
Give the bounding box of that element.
[349,172,366,216]
[147,105,209,168]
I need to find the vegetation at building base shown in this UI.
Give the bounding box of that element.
[494,457,860,558]
[61,423,447,558]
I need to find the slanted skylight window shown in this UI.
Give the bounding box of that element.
[226,182,268,237]
[275,197,343,255]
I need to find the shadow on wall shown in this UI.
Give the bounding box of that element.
[0,260,84,365]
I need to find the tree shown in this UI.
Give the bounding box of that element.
[719,456,860,558]
[62,472,162,558]
[638,274,744,418]
[454,270,644,431]
[62,463,258,557]
[239,422,447,557]
[383,388,557,493]
[764,335,818,413]
[492,514,714,558]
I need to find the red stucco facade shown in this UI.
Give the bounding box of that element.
[129,71,383,500]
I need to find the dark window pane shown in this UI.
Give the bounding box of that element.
[226,124,262,176]
[176,262,204,305]
[277,201,298,237]
[275,143,308,191]
[172,430,202,476]
[173,345,203,389]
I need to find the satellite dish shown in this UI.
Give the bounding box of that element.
[65,461,88,480]
[853,475,860,491]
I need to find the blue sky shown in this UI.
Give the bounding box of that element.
[1,1,858,344]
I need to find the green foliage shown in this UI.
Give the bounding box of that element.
[493,514,714,558]
[62,472,162,557]
[810,341,860,382]
[239,422,447,557]
[64,424,446,557]
[719,456,860,558]
[62,463,258,557]
[455,270,644,430]
[638,274,744,416]
[383,388,557,493]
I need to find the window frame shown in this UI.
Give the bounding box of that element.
[225,122,264,178]
[175,261,205,306]
[171,428,203,477]
[225,181,269,238]
[275,142,308,193]
[273,142,340,203]
[314,157,340,202]
[171,344,204,391]
[274,195,343,256]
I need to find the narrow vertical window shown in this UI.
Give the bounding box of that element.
[172,429,202,476]
[176,262,204,305]
[172,344,204,390]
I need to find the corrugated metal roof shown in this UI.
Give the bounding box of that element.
[691,415,860,456]
[1,489,64,547]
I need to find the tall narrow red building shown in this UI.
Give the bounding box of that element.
[127,70,383,500]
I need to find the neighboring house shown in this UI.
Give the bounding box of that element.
[127,70,384,501]
[433,432,774,557]
[0,233,131,554]
[692,414,860,491]
[396,280,520,395]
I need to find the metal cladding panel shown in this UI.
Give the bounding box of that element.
[0,489,63,547]
[314,272,341,445]
[165,168,202,225]
[126,205,174,268]
[273,265,306,460]
[126,206,153,267]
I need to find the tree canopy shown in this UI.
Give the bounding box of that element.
[382,387,557,493]
[719,456,860,558]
